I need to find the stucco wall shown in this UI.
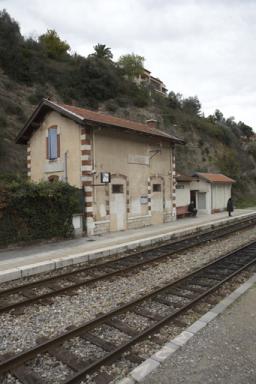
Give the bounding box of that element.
[176,182,191,207]
[190,179,211,214]
[28,111,177,234]
[29,111,82,188]
[211,184,231,211]
[91,126,175,230]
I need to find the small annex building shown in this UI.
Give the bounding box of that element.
[175,173,194,217]
[192,173,235,214]
[176,172,235,216]
[16,99,184,235]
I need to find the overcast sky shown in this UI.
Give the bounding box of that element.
[1,0,256,128]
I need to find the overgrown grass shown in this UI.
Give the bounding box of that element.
[235,197,256,209]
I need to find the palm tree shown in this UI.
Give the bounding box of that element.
[92,44,113,60]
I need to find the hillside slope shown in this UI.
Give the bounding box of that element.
[0,10,256,205]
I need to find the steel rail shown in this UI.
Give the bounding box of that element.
[0,216,255,315]
[0,239,255,382]
[64,250,256,384]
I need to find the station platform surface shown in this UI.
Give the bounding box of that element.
[140,281,256,384]
[0,208,255,282]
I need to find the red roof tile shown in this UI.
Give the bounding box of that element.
[195,173,235,183]
[176,173,194,182]
[16,99,184,144]
[59,102,181,142]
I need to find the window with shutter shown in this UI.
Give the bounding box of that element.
[48,127,58,160]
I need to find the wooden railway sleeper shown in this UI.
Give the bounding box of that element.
[0,218,255,317]
[105,318,138,337]
[12,365,43,384]
[1,241,256,384]
[166,288,196,300]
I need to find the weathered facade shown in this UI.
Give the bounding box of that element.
[134,68,168,96]
[192,173,235,214]
[175,174,194,216]
[176,172,235,215]
[17,99,184,235]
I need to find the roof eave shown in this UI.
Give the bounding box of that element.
[85,119,184,144]
[16,99,185,145]
[194,173,235,184]
[211,180,236,184]
[16,99,84,145]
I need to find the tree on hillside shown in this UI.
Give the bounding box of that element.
[0,9,21,43]
[168,91,182,109]
[0,9,23,78]
[182,96,201,116]
[91,44,113,60]
[38,29,70,59]
[69,55,122,103]
[207,109,225,125]
[217,152,240,180]
[118,53,145,79]
[225,116,236,128]
[238,121,254,138]
[214,109,225,123]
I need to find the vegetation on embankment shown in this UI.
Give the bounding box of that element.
[0,176,80,246]
[0,10,255,205]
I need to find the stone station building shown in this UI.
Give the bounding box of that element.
[16,99,184,235]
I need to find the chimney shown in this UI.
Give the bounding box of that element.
[146,119,158,129]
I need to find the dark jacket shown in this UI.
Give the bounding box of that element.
[227,198,234,212]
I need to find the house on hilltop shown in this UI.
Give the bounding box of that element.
[16,99,184,235]
[134,68,168,96]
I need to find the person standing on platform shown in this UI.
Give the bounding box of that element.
[227,197,234,217]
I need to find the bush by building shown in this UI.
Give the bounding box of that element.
[0,178,81,246]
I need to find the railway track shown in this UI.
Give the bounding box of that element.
[0,240,256,384]
[0,215,256,314]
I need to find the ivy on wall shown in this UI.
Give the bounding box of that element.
[0,179,81,246]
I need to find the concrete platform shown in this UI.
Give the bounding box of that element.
[131,275,256,384]
[0,208,255,283]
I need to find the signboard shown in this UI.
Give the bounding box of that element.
[100,172,111,183]
[140,195,148,204]
[128,154,149,166]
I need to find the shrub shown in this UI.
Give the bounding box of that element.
[216,152,240,180]
[105,99,118,112]
[0,180,81,246]
[27,86,47,105]
[247,142,256,161]
[0,115,7,128]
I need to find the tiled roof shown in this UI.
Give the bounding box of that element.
[59,103,181,141]
[194,172,236,184]
[176,173,194,182]
[16,99,184,144]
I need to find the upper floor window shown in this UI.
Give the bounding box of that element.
[47,127,59,160]
[153,183,161,192]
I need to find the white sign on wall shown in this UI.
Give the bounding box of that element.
[128,155,149,166]
[140,195,148,204]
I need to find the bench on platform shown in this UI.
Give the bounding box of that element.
[176,205,193,219]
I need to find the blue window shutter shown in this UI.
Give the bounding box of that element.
[46,137,49,159]
[48,128,58,159]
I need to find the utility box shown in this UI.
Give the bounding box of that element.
[72,214,83,237]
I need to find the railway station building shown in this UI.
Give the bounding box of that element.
[16,99,184,235]
[176,172,235,216]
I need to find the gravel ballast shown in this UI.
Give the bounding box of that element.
[0,227,256,359]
